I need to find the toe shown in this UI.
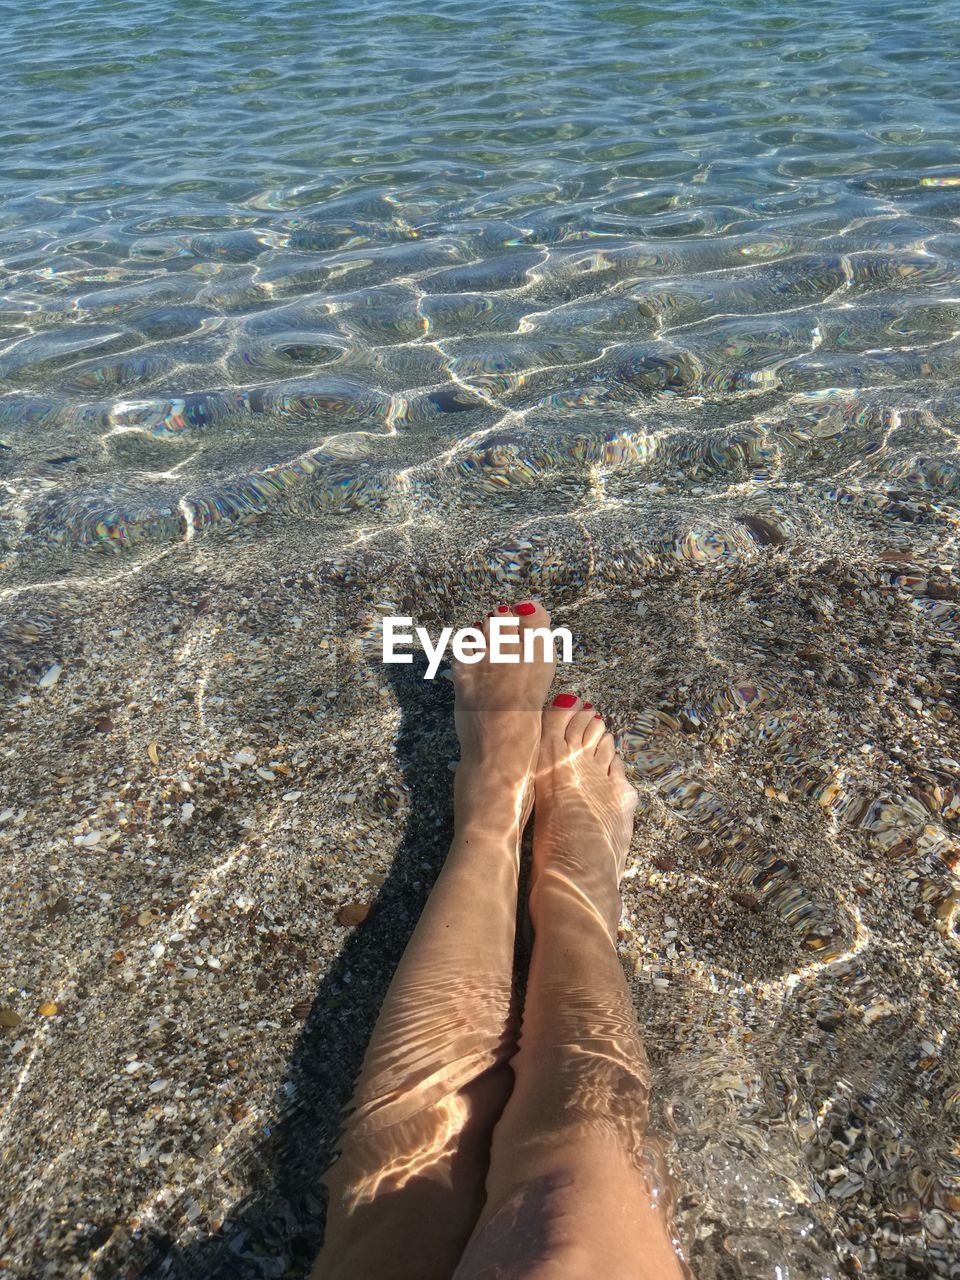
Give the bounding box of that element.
[513,600,560,673]
[512,599,553,643]
[565,707,596,746]
[581,710,606,749]
[512,599,550,624]
[595,732,617,771]
[542,692,582,740]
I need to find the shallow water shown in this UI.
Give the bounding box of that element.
[2,0,960,1276]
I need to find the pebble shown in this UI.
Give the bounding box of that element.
[37,1001,59,1017]
[0,1008,21,1028]
[337,902,369,927]
[924,1210,949,1239]
[863,999,896,1026]
[37,664,62,689]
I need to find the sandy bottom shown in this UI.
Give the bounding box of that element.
[1,499,959,1278]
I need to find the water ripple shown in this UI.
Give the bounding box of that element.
[3,0,960,1277]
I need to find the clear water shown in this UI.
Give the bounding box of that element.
[2,1,960,1276]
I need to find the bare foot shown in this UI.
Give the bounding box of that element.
[531,694,639,937]
[452,601,558,825]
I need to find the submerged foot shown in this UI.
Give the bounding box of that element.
[531,694,639,937]
[452,600,558,826]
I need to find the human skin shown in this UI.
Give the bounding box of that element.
[313,602,686,1280]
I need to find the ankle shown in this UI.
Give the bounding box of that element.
[455,767,530,836]
[528,873,622,943]
[455,728,538,801]
[456,707,540,760]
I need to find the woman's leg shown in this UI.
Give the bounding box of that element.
[313,603,557,1280]
[453,696,688,1280]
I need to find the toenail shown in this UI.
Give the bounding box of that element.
[515,601,537,615]
[552,693,578,707]
[583,702,592,709]
[594,713,602,719]
[497,605,509,613]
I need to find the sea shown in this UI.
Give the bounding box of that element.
[1,1,960,1276]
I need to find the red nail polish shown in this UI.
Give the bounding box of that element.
[497,605,509,614]
[583,702,593,709]
[552,693,578,708]
[594,714,602,719]
[515,601,536,615]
